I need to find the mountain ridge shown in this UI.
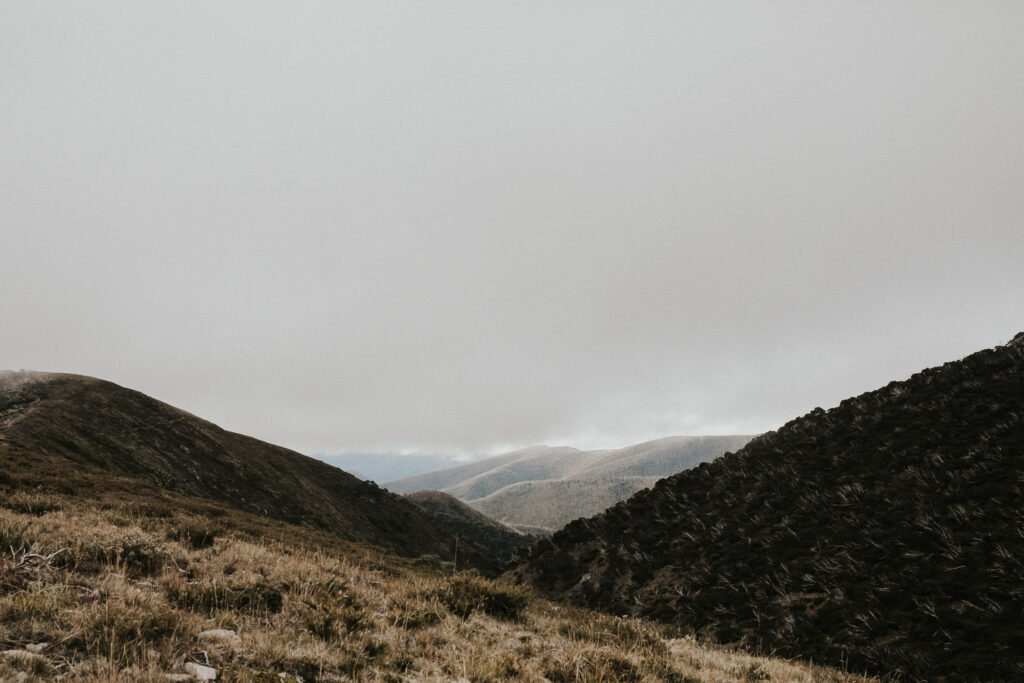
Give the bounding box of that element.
[515,334,1024,679]
[0,371,510,573]
[387,435,752,531]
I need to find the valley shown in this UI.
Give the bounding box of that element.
[3,333,1023,680]
[387,436,751,533]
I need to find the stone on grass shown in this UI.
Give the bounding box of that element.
[184,662,218,680]
[198,629,242,650]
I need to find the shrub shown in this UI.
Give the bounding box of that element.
[544,647,641,682]
[166,518,221,550]
[0,517,30,552]
[557,613,667,656]
[166,574,284,615]
[53,527,173,576]
[412,553,442,568]
[284,576,368,639]
[0,650,52,677]
[0,544,64,593]
[392,595,446,629]
[297,598,366,640]
[413,554,454,572]
[427,574,529,620]
[1,491,60,516]
[62,591,190,666]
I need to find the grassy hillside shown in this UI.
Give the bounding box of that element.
[0,456,868,681]
[386,446,592,498]
[0,372,512,574]
[572,436,752,479]
[518,334,1024,680]
[471,478,659,533]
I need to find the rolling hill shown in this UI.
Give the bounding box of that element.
[312,452,469,483]
[0,371,513,573]
[403,491,536,568]
[470,477,660,531]
[516,333,1024,680]
[387,436,752,532]
[386,445,593,499]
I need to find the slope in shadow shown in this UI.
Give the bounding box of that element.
[404,490,538,570]
[517,333,1024,680]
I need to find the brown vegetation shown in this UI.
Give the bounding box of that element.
[0,372,510,573]
[0,475,868,681]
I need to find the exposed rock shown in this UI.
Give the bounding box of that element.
[0,649,46,662]
[198,629,242,650]
[184,662,217,681]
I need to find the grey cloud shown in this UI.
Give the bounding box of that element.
[2,2,1023,454]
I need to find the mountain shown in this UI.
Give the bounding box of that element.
[0,371,511,573]
[571,435,753,479]
[313,452,469,483]
[404,491,536,570]
[470,477,660,532]
[517,333,1024,680]
[0,438,864,682]
[385,445,593,498]
[387,436,752,532]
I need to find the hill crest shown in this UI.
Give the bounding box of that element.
[0,371,512,573]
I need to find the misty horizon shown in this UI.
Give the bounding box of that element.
[3,3,1022,455]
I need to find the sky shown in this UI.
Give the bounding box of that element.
[3,2,1023,455]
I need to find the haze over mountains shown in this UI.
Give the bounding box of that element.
[313,452,470,484]
[387,436,752,531]
[517,333,1024,680]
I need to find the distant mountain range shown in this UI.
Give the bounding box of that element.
[516,333,1024,680]
[387,436,752,531]
[313,452,470,483]
[0,372,525,575]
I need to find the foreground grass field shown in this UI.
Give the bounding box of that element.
[0,467,870,681]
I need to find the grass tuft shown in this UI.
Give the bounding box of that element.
[426,573,529,620]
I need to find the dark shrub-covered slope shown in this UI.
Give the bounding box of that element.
[404,490,538,572]
[518,334,1024,680]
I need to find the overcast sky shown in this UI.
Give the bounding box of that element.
[3,2,1023,455]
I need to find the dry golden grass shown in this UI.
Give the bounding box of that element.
[0,492,872,682]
